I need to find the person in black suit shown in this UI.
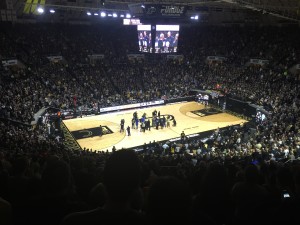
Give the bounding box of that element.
[157,33,165,53]
[127,126,131,136]
[166,31,174,53]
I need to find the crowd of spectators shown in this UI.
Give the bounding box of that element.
[0,23,300,225]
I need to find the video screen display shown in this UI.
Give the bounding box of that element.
[137,24,152,53]
[155,25,180,53]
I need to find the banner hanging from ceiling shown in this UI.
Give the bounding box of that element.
[129,4,187,18]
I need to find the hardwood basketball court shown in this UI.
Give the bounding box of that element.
[63,101,247,152]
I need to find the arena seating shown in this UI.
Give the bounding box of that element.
[0,23,300,225]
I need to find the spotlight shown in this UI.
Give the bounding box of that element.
[87,12,92,16]
[37,7,44,14]
[100,0,105,6]
[100,12,106,17]
[120,14,124,18]
[108,13,112,17]
[112,13,118,18]
[126,13,131,18]
[141,5,145,8]
[94,13,99,16]
[195,15,199,20]
[190,16,195,19]
[49,9,55,14]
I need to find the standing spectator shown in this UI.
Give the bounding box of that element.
[62,150,145,225]
[0,197,11,225]
[147,177,192,225]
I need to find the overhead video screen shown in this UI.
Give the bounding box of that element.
[155,25,180,53]
[137,24,152,53]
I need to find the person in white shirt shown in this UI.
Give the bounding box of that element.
[284,148,289,158]
[197,147,201,155]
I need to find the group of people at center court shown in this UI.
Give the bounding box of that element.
[130,110,176,134]
[99,109,177,137]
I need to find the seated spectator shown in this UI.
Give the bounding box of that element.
[231,164,270,225]
[0,197,11,225]
[88,183,106,208]
[61,149,145,225]
[146,176,193,225]
[270,166,300,225]
[193,162,231,225]
[24,157,86,225]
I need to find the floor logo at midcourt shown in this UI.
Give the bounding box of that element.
[71,126,113,140]
[191,108,222,117]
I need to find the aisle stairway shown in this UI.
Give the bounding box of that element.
[61,121,82,151]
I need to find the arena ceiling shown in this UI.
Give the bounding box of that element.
[2,0,300,23]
